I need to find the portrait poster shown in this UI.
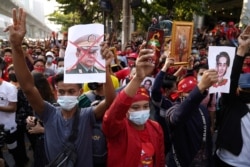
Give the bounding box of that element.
[140,77,155,92]
[146,27,165,70]
[208,46,236,93]
[171,21,194,65]
[64,24,105,83]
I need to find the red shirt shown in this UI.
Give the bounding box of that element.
[115,67,130,81]
[138,129,155,167]
[103,91,165,167]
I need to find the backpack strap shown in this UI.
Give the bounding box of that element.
[68,107,80,143]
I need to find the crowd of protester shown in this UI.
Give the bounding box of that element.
[0,7,250,167]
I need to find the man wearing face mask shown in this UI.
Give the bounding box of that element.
[55,57,64,74]
[6,8,116,167]
[32,59,55,78]
[103,47,165,167]
[45,51,57,74]
[214,26,250,167]
[34,47,43,60]
[165,69,218,167]
[114,52,138,84]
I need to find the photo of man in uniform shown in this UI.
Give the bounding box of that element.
[66,34,105,74]
[213,51,230,87]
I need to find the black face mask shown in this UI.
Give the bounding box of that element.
[88,82,100,90]
[8,73,17,82]
[239,91,250,103]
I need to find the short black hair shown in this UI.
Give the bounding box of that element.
[4,48,12,54]
[22,42,29,48]
[195,64,209,73]
[57,57,64,64]
[54,73,82,88]
[33,59,45,65]
[162,74,177,89]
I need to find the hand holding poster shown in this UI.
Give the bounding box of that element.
[208,46,236,93]
[146,27,164,68]
[64,24,105,83]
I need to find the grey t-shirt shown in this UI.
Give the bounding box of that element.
[41,102,95,167]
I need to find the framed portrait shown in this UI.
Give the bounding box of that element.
[171,21,194,65]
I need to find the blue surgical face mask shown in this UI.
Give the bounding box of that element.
[57,96,78,111]
[128,110,150,125]
[47,57,53,63]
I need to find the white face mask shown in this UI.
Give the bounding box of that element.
[197,75,202,83]
[57,96,78,111]
[56,67,64,74]
[128,110,150,125]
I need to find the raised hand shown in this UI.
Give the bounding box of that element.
[100,42,114,67]
[135,48,155,79]
[44,35,52,49]
[4,8,26,46]
[198,69,218,92]
[163,58,174,69]
[236,25,250,57]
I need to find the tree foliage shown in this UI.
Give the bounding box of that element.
[132,0,211,31]
[48,0,211,32]
[48,0,122,33]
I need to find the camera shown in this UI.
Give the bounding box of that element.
[0,124,9,148]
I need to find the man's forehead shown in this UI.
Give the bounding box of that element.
[4,53,12,56]
[34,62,45,66]
[56,82,81,90]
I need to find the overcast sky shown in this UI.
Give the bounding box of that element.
[43,0,61,31]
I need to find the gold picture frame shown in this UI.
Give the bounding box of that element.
[171,21,194,66]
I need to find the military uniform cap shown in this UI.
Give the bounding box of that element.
[74,34,100,51]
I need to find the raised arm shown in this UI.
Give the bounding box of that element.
[168,69,218,125]
[124,48,155,97]
[5,8,45,116]
[93,43,116,119]
[151,58,174,103]
[103,47,155,137]
[226,27,250,97]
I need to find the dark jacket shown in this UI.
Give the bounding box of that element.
[165,87,213,167]
[151,71,174,155]
[216,55,250,155]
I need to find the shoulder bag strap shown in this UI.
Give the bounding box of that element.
[171,108,207,167]
[68,107,80,143]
